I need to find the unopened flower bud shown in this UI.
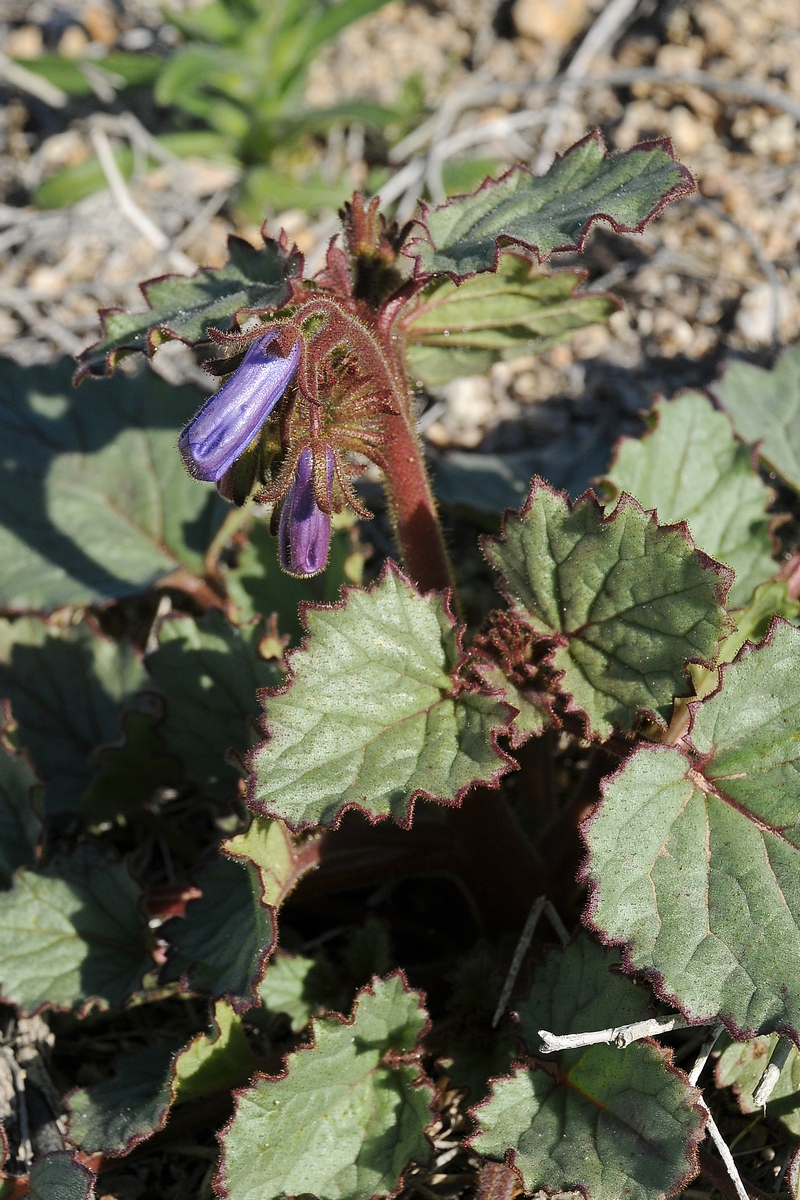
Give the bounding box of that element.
[278,447,334,577]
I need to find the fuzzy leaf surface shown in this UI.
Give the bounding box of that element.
[485,481,729,738]
[403,256,616,389]
[222,816,318,909]
[688,579,799,701]
[584,620,800,1036]
[76,235,299,376]
[0,849,151,1014]
[716,1035,800,1135]
[0,360,227,611]
[471,936,703,1200]
[605,392,776,607]
[714,344,800,492]
[408,133,692,280]
[0,617,147,815]
[249,566,511,829]
[0,745,40,888]
[147,612,281,800]
[67,1001,254,1155]
[477,662,550,744]
[161,856,276,1011]
[24,1152,95,1200]
[258,952,336,1032]
[173,1000,255,1104]
[218,973,433,1200]
[66,1038,181,1155]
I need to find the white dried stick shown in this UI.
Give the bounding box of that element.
[753,1036,794,1108]
[90,127,196,274]
[492,895,547,1029]
[539,1013,694,1054]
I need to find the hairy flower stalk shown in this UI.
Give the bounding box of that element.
[278,446,334,577]
[178,330,301,481]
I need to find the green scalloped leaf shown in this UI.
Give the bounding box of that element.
[174,999,255,1104]
[66,1038,181,1156]
[222,815,319,909]
[0,744,40,889]
[247,565,511,830]
[0,617,147,816]
[147,611,281,800]
[217,973,434,1200]
[0,848,152,1015]
[402,255,617,390]
[714,344,800,494]
[258,952,340,1033]
[604,392,777,608]
[476,662,551,745]
[66,1000,255,1156]
[688,579,799,701]
[0,359,228,612]
[471,937,703,1200]
[407,133,693,281]
[76,234,301,377]
[22,1152,95,1200]
[484,480,730,739]
[716,1035,800,1135]
[160,856,276,1011]
[584,620,800,1037]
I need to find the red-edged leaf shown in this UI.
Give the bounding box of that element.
[247,563,513,831]
[406,132,693,281]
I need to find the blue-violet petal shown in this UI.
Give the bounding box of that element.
[178,330,300,482]
[279,448,334,577]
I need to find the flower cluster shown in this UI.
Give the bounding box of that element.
[178,301,393,577]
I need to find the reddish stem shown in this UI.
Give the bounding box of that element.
[476,1160,520,1200]
[381,405,453,594]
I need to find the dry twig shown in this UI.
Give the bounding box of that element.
[0,50,67,108]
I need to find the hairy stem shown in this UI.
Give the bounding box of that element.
[476,1161,519,1200]
[381,404,453,594]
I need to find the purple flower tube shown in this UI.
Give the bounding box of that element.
[178,330,300,481]
[279,447,334,577]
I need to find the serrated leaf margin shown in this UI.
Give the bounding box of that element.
[64,1001,250,1159]
[159,855,278,1015]
[463,1039,705,1200]
[0,851,154,1018]
[213,969,436,1200]
[601,389,781,591]
[404,131,695,283]
[245,560,517,832]
[74,227,304,380]
[580,617,800,1039]
[483,477,734,740]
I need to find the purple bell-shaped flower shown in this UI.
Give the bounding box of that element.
[279,447,334,577]
[178,329,300,482]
